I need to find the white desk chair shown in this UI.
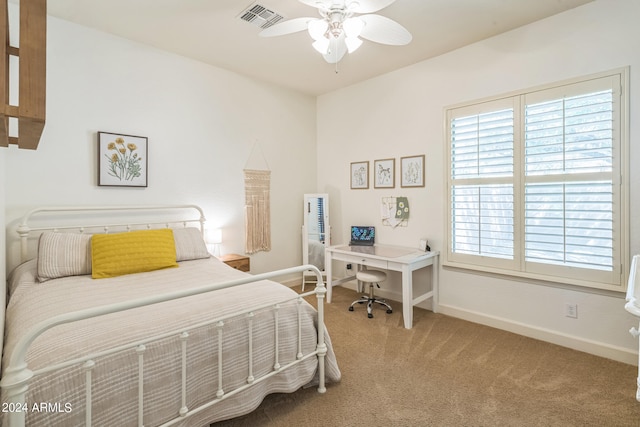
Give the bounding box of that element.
[348,267,392,318]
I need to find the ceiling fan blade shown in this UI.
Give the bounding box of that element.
[259,17,315,37]
[323,34,347,64]
[348,0,397,14]
[359,14,412,45]
[298,0,330,11]
[298,0,396,14]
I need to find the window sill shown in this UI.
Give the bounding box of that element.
[442,259,626,296]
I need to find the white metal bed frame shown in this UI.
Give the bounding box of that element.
[625,254,640,402]
[0,205,328,426]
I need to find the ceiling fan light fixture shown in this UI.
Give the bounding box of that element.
[345,36,363,53]
[261,0,412,67]
[308,19,328,40]
[312,37,330,54]
[343,17,364,38]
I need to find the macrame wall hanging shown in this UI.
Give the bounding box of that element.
[244,142,271,254]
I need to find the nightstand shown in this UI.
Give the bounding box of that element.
[219,254,250,272]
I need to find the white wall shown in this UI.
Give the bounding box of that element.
[4,10,318,274]
[317,0,640,363]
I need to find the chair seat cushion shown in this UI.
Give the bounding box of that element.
[356,269,387,283]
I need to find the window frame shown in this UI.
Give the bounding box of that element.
[444,68,629,292]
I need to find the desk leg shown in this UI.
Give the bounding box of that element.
[432,255,439,313]
[402,264,413,329]
[326,251,333,303]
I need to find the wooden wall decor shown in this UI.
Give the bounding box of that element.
[1,0,46,150]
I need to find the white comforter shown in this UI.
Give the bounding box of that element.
[2,257,340,426]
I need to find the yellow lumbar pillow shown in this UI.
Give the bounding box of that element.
[91,229,179,279]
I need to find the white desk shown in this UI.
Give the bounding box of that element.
[325,244,439,329]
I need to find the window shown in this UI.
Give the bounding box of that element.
[445,69,628,291]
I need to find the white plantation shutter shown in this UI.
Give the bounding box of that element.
[524,181,613,270]
[446,71,627,290]
[450,105,515,263]
[524,89,614,177]
[451,184,514,259]
[450,108,514,179]
[524,86,614,267]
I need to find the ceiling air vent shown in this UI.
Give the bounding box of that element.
[238,3,285,29]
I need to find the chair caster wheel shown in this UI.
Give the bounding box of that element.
[348,307,354,311]
[387,309,392,314]
[368,313,373,318]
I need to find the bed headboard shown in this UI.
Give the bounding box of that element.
[15,205,206,264]
[1,205,207,374]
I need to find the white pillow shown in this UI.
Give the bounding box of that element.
[37,232,92,282]
[173,227,210,262]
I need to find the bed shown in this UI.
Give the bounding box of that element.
[625,254,640,402]
[0,205,341,426]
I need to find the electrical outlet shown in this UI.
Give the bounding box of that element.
[346,264,352,270]
[565,303,578,318]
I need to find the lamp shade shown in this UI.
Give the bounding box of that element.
[206,228,222,245]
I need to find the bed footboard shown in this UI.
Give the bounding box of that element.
[625,255,640,402]
[1,265,328,427]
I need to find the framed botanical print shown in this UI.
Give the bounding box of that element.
[98,131,148,187]
[374,158,395,188]
[400,155,425,188]
[350,161,369,189]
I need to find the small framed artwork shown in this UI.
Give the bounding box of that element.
[401,155,425,188]
[374,158,395,189]
[98,131,148,187]
[350,161,369,189]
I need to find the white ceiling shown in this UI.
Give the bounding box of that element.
[43,0,594,96]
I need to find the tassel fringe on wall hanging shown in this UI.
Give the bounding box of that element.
[244,169,271,254]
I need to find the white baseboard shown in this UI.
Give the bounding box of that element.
[330,281,637,365]
[438,303,638,366]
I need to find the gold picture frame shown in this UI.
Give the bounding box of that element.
[400,155,425,188]
[350,161,369,189]
[374,158,395,189]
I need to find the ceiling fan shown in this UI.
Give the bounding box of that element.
[259,0,412,64]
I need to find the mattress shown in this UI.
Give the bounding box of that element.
[1,257,341,426]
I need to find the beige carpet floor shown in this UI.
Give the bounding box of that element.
[214,286,640,426]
